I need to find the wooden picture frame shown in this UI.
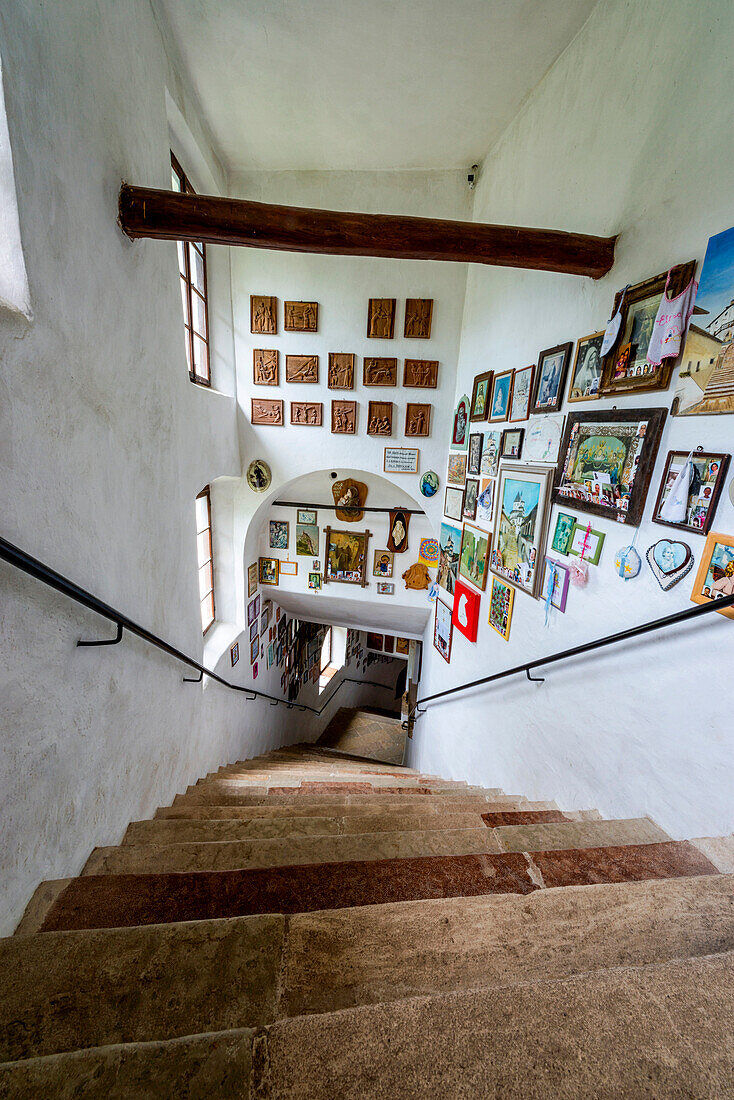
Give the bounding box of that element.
[568,331,604,401]
[253,349,279,386]
[690,531,734,618]
[508,365,534,422]
[553,407,667,527]
[285,355,319,384]
[367,401,393,436]
[403,359,438,388]
[652,450,730,537]
[489,370,514,422]
[490,464,554,598]
[279,561,298,577]
[323,526,371,586]
[250,295,277,334]
[463,478,479,520]
[599,262,697,395]
[530,342,572,414]
[404,299,433,339]
[284,300,318,332]
[297,509,317,525]
[459,521,490,591]
[501,428,524,460]
[405,403,431,437]
[247,562,258,597]
[447,453,467,485]
[444,485,464,522]
[331,400,357,434]
[251,398,284,426]
[367,298,396,339]
[467,433,483,477]
[259,557,280,585]
[290,402,322,426]
[363,357,398,386]
[470,370,494,422]
[328,353,355,389]
[433,598,453,663]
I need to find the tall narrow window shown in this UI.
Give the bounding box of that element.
[171,152,210,386]
[195,487,215,634]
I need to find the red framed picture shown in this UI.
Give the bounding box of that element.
[451,580,481,643]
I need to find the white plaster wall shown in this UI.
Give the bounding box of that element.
[408,0,734,839]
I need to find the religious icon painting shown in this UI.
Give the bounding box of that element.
[490,465,554,598]
[447,452,467,486]
[451,580,481,643]
[269,520,289,550]
[488,576,514,641]
[470,371,493,422]
[509,365,534,422]
[404,299,433,339]
[530,343,572,414]
[259,557,280,586]
[373,550,394,578]
[463,478,479,520]
[433,598,453,663]
[568,331,604,401]
[459,521,490,591]
[689,531,734,618]
[387,509,410,553]
[367,298,396,339]
[467,433,483,476]
[489,371,513,422]
[451,395,471,449]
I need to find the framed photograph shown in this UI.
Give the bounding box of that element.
[269,519,289,550]
[377,582,395,595]
[652,450,730,536]
[542,558,570,612]
[488,576,514,641]
[509,365,534,422]
[444,486,465,522]
[296,523,319,556]
[553,408,667,526]
[568,331,604,401]
[463,478,479,520]
[490,464,554,598]
[247,562,258,598]
[366,632,383,651]
[308,572,321,590]
[480,431,502,477]
[433,598,453,663]
[501,428,524,460]
[451,395,471,449]
[690,532,734,618]
[600,262,696,395]
[373,549,394,578]
[470,371,493,422]
[259,558,279,586]
[522,414,565,464]
[568,522,605,565]
[297,508,317,525]
[447,453,467,485]
[551,512,576,555]
[467,433,483,476]
[280,561,298,576]
[489,370,513,422]
[459,521,490,591]
[438,521,462,594]
[476,478,495,524]
[452,580,481,642]
[324,526,371,586]
[384,447,419,474]
[530,342,572,413]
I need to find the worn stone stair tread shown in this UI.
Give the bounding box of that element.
[492,816,671,852]
[0,1028,252,1100]
[171,791,520,809]
[155,798,540,820]
[0,916,283,1061]
[692,834,734,873]
[83,828,505,875]
[258,952,734,1099]
[37,841,717,932]
[279,873,734,1016]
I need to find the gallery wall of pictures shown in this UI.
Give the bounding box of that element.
[433,227,734,666]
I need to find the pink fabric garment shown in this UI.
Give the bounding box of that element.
[646,272,698,366]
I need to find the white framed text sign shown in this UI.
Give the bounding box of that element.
[383,447,419,474]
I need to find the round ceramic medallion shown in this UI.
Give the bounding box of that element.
[246,459,271,493]
[420,471,439,497]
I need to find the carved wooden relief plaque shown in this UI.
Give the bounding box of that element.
[284,300,318,332]
[367,298,396,339]
[290,402,323,426]
[363,357,397,387]
[253,349,279,385]
[332,478,368,522]
[367,401,393,436]
[285,355,319,383]
[250,295,277,334]
[328,353,355,389]
[331,400,357,434]
[405,402,431,437]
[404,299,433,339]
[251,398,284,426]
[403,359,439,388]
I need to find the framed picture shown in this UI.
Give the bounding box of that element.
[296,523,319,556]
[551,511,576,555]
[373,549,394,578]
[247,597,258,626]
[542,558,570,612]
[690,531,734,618]
[438,521,462,594]
[568,331,604,401]
[476,478,495,524]
[324,526,371,586]
[480,431,502,477]
[297,508,317,525]
[463,478,479,519]
[470,370,493,422]
[652,450,730,536]
[568,522,605,565]
[459,521,490,591]
[447,453,467,485]
[467,433,483,476]
[269,519,289,549]
[308,572,322,590]
[444,485,464,522]
[600,262,696,395]
[488,576,514,641]
[501,428,524,459]
[259,557,279,586]
[509,365,534,421]
[377,582,395,595]
[247,562,258,598]
[384,447,419,474]
[366,632,383,651]
[451,395,471,449]
[522,413,565,464]
[230,641,239,666]
[452,580,481,642]
[395,637,410,655]
[489,370,513,422]
[406,403,431,441]
[553,408,667,526]
[280,561,298,576]
[250,638,259,664]
[530,342,572,413]
[490,464,554,598]
[433,598,453,663]
[250,620,259,643]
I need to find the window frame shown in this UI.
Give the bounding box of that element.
[195,486,216,635]
[171,152,211,387]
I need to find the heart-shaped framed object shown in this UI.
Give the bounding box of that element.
[646,539,694,591]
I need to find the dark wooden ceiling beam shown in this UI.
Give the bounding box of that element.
[118,184,616,279]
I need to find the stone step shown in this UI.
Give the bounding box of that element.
[692,834,734,872]
[155,799,544,821]
[36,842,718,932]
[172,790,511,808]
[493,816,671,852]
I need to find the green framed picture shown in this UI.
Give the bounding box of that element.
[551,512,576,555]
[568,522,605,565]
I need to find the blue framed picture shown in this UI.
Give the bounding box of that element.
[489,370,513,422]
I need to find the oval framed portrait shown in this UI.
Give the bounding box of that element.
[247,459,272,493]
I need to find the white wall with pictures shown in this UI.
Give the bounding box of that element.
[408,0,734,840]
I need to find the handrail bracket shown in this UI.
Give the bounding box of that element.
[77,622,124,648]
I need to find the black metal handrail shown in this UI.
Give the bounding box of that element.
[409,589,734,721]
[0,534,395,718]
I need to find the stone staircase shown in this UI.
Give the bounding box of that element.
[1,709,733,1096]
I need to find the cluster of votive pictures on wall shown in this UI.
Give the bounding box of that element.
[433,223,734,665]
[248,295,440,448]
